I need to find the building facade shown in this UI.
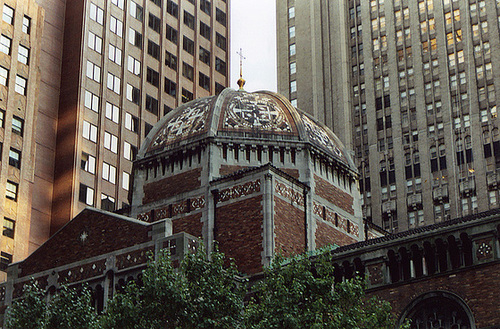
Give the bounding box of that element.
[277,0,500,233]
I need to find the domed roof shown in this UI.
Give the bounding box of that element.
[139,88,355,170]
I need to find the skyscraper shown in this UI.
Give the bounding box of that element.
[277,0,500,232]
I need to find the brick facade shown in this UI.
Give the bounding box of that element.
[172,213,203,238]
[219,165,247,177]
[314,175,354,215]
[143,168,202,203]
[315,220,356,249]
[274,197,305,257]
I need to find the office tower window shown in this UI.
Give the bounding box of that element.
[199,72,210,91]
[2,5,14,24]
[145,123,153,137]
[15,75,27,95]
[215,82,224,95]
[129,28,143,48]
[289,26,295,38]
[147,40,160,60]
[0,35,11,55]
[81,152,96,174]
[215,57,226,75]
[127,84,141,105]
[84,90,99,112]
[165,50,177,70]
[183,36,194,55]
[107,73,121,94]
[164,105,173,115]
[166,25,178,44]
[101,194,115,211]
[291,99,297,107]
[290,44,296,56]
[104,132,119,153]
[290,80,297,93]
[164,78,177,97]
[79,183,94,205]
[216,8,226,26]
[88,32,102,53]
[216,33,227,51]
[82,121,98,142]
[146,67,160,87]
[200,0,211,15]
[12,116,23,136]
[22,15,31,33]
[110,16,123,37]
[9,148,21,168]
[182,88,193,103]
[89,3,104,24]
[6,181,18,201]
[200,22,211,40]
[125,113,139,132]
[127,55,141,75]
[105,102,120,123]
[145,95,159,115]
[3,218,15,238]
[0,66,8,86]
[149,13,161,33]
[123,172,130,190]
[184,11,195,29]
[199,46,211,65]
[86,61,101,82]
[288,6,295,19]
[0,252,12,270]
[290,62,296,75]
[17,44,29,65]
[130,1,144,21]
[124,141,137,160]
[167,1,178,17]
[111,0,124,9]
[108,44,122,65]
[150,0,162,8]
[0,109,5,127]
[182,62,194,81]
[102,162,117,184]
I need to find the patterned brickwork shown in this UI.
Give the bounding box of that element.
[313,201,359,238]
[275,181,304,206]
[58,259,106,283]
[314,175,354,215]
[172,213,203,238]
[315,220,357,249]
[143,168,202,203]
[274,197,306,257]
[218,180,261,203]
[116,246,154,270]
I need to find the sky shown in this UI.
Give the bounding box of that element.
[229,0,277,92]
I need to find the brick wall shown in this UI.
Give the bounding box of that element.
[314,175,354,215]
[219,165,246,177]
[274,197,305,257]
[172,213,203,238]
[143,168,202,203]
[315,220,357,249]
[369,263,500,328]
[279,168,299,179]
[216,196,264,274]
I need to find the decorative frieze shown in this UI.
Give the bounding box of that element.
[275,181,304,206]
[218,180,261,202]
[313,201,359,238]
[116,246,154,271]
[58,260,106,283]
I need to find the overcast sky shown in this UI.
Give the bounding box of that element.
[229,0,277,92]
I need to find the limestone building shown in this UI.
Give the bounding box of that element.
[277,0,500,232]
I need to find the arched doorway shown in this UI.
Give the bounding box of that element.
[400,291,475,329]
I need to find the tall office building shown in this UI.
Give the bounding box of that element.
[0,0,229,276]
[277,0,500,232]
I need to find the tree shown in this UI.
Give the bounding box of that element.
[244,251,407,329]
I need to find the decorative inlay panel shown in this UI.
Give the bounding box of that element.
[275,182,304,206]
[313,201,359,237]
[218,180,261,202]
[476,238,494,261]
[301,113,344,159]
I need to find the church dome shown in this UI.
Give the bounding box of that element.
[139,88,355,171]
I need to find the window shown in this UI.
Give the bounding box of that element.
[81,152,96,174]
[184,11,195,29]
[111,0,124,9]
[12,116,23,135]
[107,73,121,94]
[6,181,18,201]
[101,194,115,211]
[147,40,160,60]
[216,8,226,26]
[3,5,14,24]
[290,44,296,56]
[216,33,226,51]
[166,25,178,44]
[183,62,194,81]
[165,50,177,70]
[3,218,15,238]
[146,67,159,87]
[164,78,177,97]
[129,28,143,48]
[105,102,119,123]
[289,26,295,38]
[108,44,122,65]
[9,148,21,168]
[0,35,11,55]
[0,109,5,127]
[215,57,226,75]
[126,84,140,105]
[200,22,211,40]
[199,72,210,91]
[130,1,143,20]
[124,141,137,160]
[199,46,210,65]
[125,113,139,132]
[79,183,94,205]
[22,15,31,33]
[89,3,103,24]
[289,6,295,19]
[88,31,102,54]
[183,36,194,55]
[182,88,193,103]
[123,172,130,190]
[110,16,123,37]
[148,13,161,33]
[290,80,296,93]
[102,162,117,184]
[150,0,162,8]
[82,120,97,142]
[127,55,141,75]
[145,123,153,137]
[200,0,211,15]
[86,61,101,82]
[84,90,99,112]
[17,44,29,65]
[167,1,178,17]
[290,62,296,75]
[104,131,118,153]
[145,94,159,114]
[0,252,12,270]
[0,66,8,86]
[15,75,27,95]
[164,104,173,115]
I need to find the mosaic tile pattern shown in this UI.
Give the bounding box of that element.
[301,113,344,160]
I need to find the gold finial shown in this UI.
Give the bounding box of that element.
[236,48,246,91]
